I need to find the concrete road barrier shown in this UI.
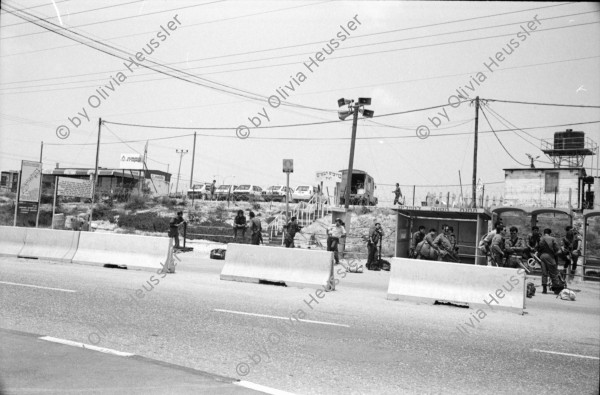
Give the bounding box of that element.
[72,232,170,271]
[0,226,28,257]
[220,244,334,289]
[18,228,80,263]
[387,258,526,314]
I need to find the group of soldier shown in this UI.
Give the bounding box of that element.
[479,223,581,293]
[409,224,460,262]
[406,220,582,294]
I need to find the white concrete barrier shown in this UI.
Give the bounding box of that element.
[387,258,526,314]
[18,228,80,262]
[220,244,335,289]
[0,226,27,257]
[72,232,170,271]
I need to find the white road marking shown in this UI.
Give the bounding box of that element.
[235,380,297,395]
[214,309,350,328]
[532,349,599,360]
[0,280,76,293]
[40,336,134,357]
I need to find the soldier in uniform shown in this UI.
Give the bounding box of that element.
[409,226,426,258]
[284,216,302,248]
[538,228,564,294]
[505,226,527,269]
[168,211,185,248]
[366,222,383,270]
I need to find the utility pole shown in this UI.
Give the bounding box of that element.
[35,141,43,228]
[344,105,360,209]
[175,149,188,197]
[337,97,374,209]
[190,132,196,189]
[89,118,102,228]
[472,96,479,208]
[140,140,148,194]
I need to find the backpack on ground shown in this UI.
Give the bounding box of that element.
[380,259,391,271]
[526,282,536,298]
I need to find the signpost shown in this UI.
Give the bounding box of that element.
[283,159,293,220]
[14,160,42,227]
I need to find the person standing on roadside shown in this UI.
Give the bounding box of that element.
[249,211,262,245]
[561,226,579,280]
[168,211,186,248]
[489,225,507,267]
[284,216,302,248]
[366,222,383,270]
[538,228,564,294]
[210,180,216,201]
[327,218,346,265]
[233,210,247,242]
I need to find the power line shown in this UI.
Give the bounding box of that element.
[0,0,70,15]
[483,105,540,148]
[102,101,467,130]
[480,106,529,166]
[484,105,542,142]
[3,53,599,100]
[486,98,600,108]
[99,120,600,141]
[3,12,599,91]
[0,0,146,28]
[483,104,556,165]
[103,124,169,166]
[3,7,597,88]
[0,1,330,58]
[0,0,226,40]
[44,132,195,146]
[366,118,473,131]
[2,2,333,114]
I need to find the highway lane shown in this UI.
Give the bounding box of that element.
[1,255,599,394]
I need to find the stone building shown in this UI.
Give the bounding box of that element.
[503,167,595,210]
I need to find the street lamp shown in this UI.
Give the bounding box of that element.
[337,97,374,209]
[175,149,188,197]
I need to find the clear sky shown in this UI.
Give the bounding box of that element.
[1,1,599,201]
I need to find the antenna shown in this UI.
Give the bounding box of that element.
[525,153,539,169]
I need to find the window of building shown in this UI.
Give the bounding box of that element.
[544,172,559,193]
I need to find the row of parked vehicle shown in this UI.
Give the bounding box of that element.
[186,183,318,202]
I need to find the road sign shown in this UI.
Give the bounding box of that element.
[283,159,293,173]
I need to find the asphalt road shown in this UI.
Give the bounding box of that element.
[0,253,599,394]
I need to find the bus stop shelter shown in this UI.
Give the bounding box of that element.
[394,206,492,265]
[491,206,573,228]
[582,210,600,281]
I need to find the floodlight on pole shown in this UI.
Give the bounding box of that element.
[337,97,374,209]
[362,109,374,118]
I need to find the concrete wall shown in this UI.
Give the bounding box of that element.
[503,168,583,208]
